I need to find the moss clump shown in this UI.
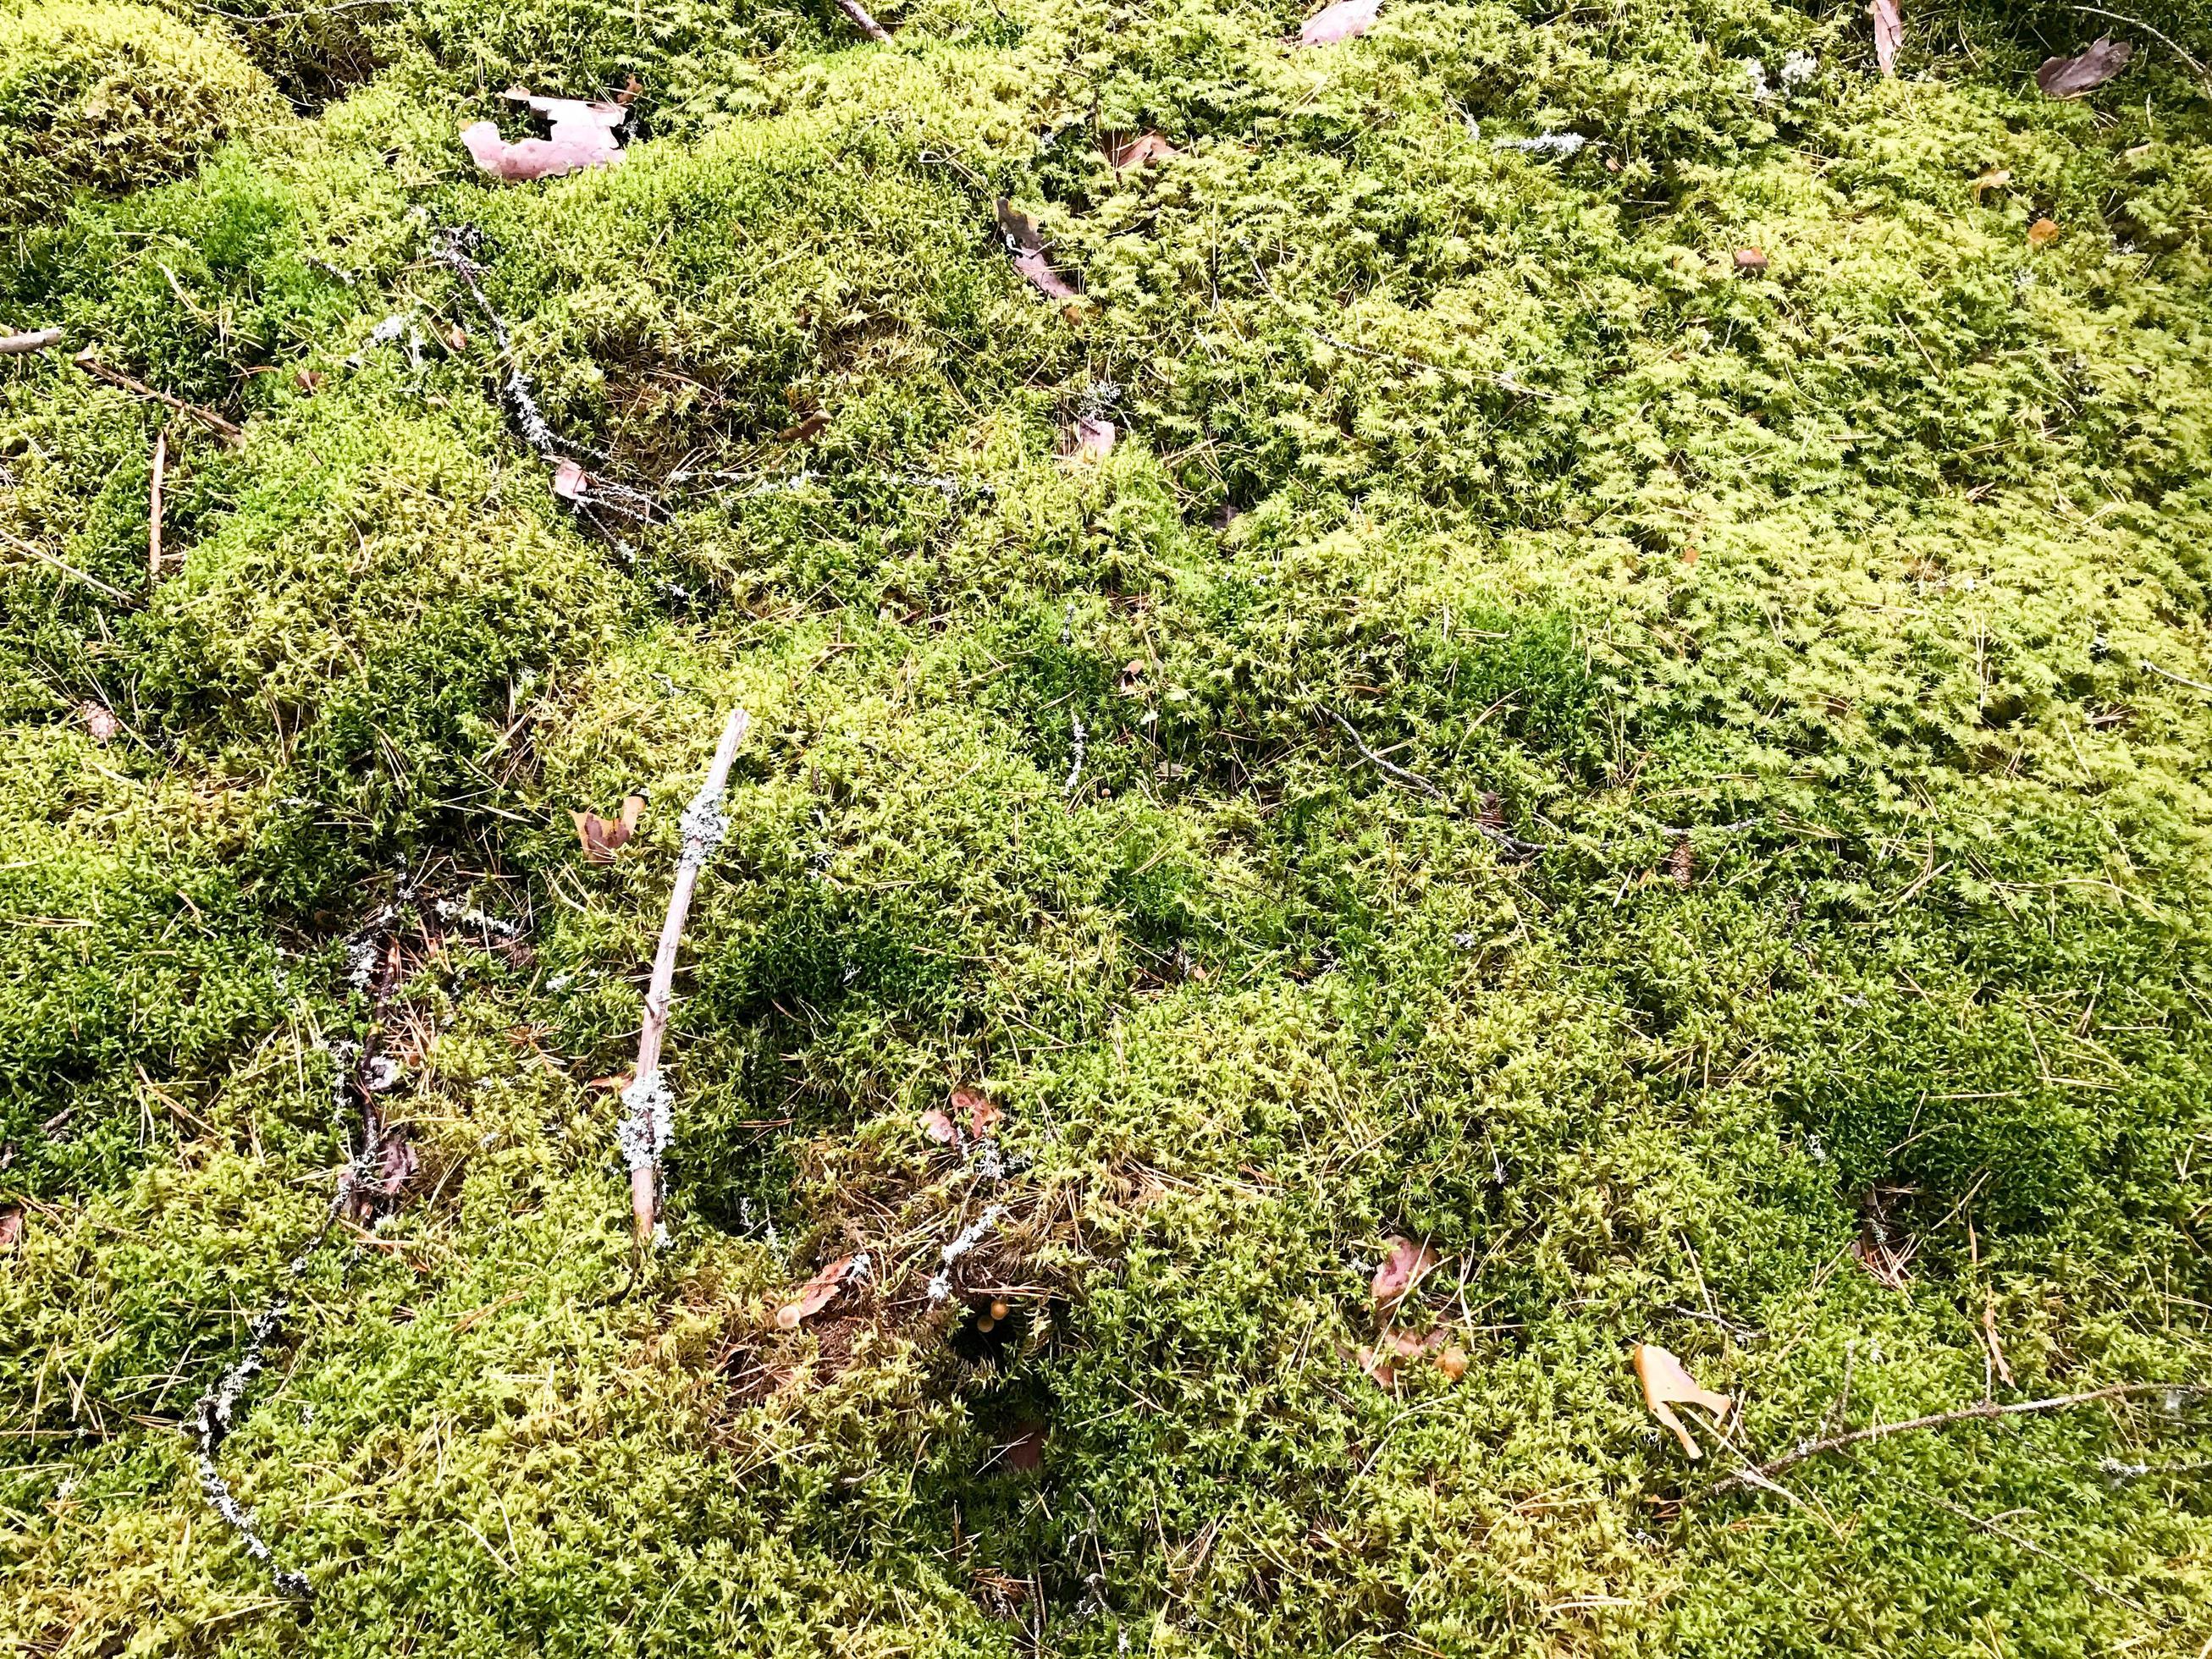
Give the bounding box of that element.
[0,2,281,221]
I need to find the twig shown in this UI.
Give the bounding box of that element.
[147,431,168,580]
[1062,714,1086,803]
[1915,1482,2153,1616]
[2138,657,2212,696]
[1325,707,1442,797]
[621,708,751,1247]
[834,0,892,41]
[0,327,62,356]
[0,524,132,603]
[72,352,244,449]
[2068,5,2209,77]
[1712,1382,2203,1491]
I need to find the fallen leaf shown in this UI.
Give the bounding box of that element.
[1058,413,1117,465]
[1633,1342,1734,1460]
[2028,217,2061,245]
[1434,1345,1468,1381]
[573,793,645,863]
[376,1131,418,1198]
[1298,0,1379,46]
[1478,791,1506,831]
[777,411,830,444]
[550,457,588,500]
[0,1205,21,1253]
[76,701,119,743]
[1012,248,1078,304]
[1371,1237,1441,1309]
[1971,166,2011,202]
[775,1254,855,1330]
[1733,246,1768,273]
[294,367,323,392]
[2037,36,2133,98]
[1106,132,1181,168]
[918,1107,957,1144]
[586,1072,633,1092]
[952,1088,1001,1137]
[461,87,626,182]
[1869,0,1900,74]
[995,198,1045,252]
[1002,1421,1047,1472]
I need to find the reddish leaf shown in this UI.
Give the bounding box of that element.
[0,1205,21,1252]
[1732,246,1768,273]
[775,1254,855,1330]
[1371,1237,1440,1308]
[376,1131,419,1198]
[461,88,626,182]
[1633,1342,1734,1460]
[2037,36,2133,98]
[1058,414,1117,465]
[1869,0,1900,75]
[550,457,588,501]
[953,1088,1001,1137]
[1012,249,1078,304]
[1298,0,1378,46]
[918,1108,957,1144]
[1106,133,1181,169]
[573,793,645,863]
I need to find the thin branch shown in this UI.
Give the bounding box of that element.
[72,352,244,449]
[0,327,62,356]
[1713,1383,2203,1491]
[2068,5,2209,77]
[621,708,751,1247]
[834,0,892,41]
[0,524,133,603]
[1325,707,1442,796]
[1917,1484,2151,1616]
[2138,656,2212,696]
[147,430,168,580]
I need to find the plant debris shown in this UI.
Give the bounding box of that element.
[2037,36,2134,98]
[1870,0,1901,74]
[462,89,627,181]
[775,1254,859,1329]
[1371,1237,1440,1309]
[1634,1342,1734,1459]
[573,792,645,862]
[1297,0,1378,46]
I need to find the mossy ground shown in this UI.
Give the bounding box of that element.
[4,0,2212,1651]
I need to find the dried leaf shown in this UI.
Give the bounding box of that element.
[1001,1421,1047,1472]
[1732,246,1768,273]
[0,1204,21,1253]
[2028,217,2061,245]
[918,1107,957,1144]
[76,701,119,743]
[994,197,1045,252]
[1434,1345,1468,1382]
[1058,413,1117,465]
[1298,0,1379,47]
[1633,1342,1734,1460]
[1106,132,1181,169]
[1371,1236,1441,1308]
[461,88,626,182]
[777,411,830,444]
[1869,0,1900,75]
[2037,36,2133,98]
[573,792,645,863]
[775,1254,855,1330]
[550,457,588,501]
[1012,249,1078,304]
[953,1088,1001,1137]
[376,1131,418,1198]
[1971,166,2011,201]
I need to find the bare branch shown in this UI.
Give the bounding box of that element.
[622,708,752,1246]
[834,0,892,40]
[72,352,244,449]
[0,327,62,356]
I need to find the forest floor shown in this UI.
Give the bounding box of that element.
[3,0,2212,1651]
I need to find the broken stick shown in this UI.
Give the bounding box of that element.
[147,431,168,579]
[621,707,751,1247]
[73,351,244,449]
[1,327,62,356]
[835,0,892,40]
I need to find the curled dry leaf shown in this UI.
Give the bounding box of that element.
[918,1107,957,1144]
[1868,0,1900,74]
[952,1087,1001,1137]
[76,701,119,743]
[2028,218,2061,246]
[1106,133,1180,169]
[1633,1342,1734,1460]
[1371,1236,1441,1308]
[461,87,626,182]
[2037,36,2133,98]
[1058,414,1117,466]
[1971,167,2011,202]
[776,411,830,444]
[573,793,645,863]
[775,1254,855,1330]
[1298,0,1378,47]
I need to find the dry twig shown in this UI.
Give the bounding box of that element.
[835,0,892,39]
[0,327,62,356]
[0,524,132,603]
[72,352,244,449]
[147,431,168,579]
[621,708,752,1246]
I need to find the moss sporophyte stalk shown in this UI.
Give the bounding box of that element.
[3,0,2211,1650]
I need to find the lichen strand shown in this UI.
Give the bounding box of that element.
[3,0,2211,1651]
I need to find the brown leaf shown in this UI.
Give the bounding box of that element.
[994,197,1045,253]
[2037,36,2133,98]
[775,1254,855,1330]
[952,1087,1001,1137]
[1298,0,1379,46]
[586,1072,633,1092]
[1012,248,1078,304]
[1633,1342,1734,1460]
[294,367,323,392]
[1106,132,1181,169]
[776,411,830,444]
[1971,166,2011,202]
[1434,1345,1468,1382]
[573,792,645,863]
[1732,246,1768,273]
[0,1205,22,1253]
[76,701,119,743]
[1058,413,1117,465]
[1001,1421,1047,1472]
[2027,217,2061,245]
[1371,1237,1441,1309]
[918,1107,957,1144]
[1869,0,1900,75]
[376,1130,418,1198]
[550,456,589,501]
